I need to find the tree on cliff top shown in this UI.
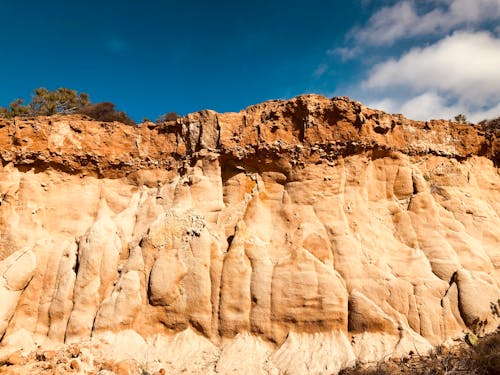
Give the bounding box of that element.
[0,87,135,125]
[29,87,90,115]
[0,88,89,117]
[5,98,30,117]
[454,113,468,124]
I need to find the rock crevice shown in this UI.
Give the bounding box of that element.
[0,94,498,374]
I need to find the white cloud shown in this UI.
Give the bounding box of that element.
[364,31,500,105]
[328,46,362,61]
[365,97,399,114]
[353,1,418,46]
[352,0,500,46]
[358,31,500,121]
[368,91,500,121]
[368,91,462,120]
[313,64,328,78]
[326,2,500,120]
[399,92,461,120]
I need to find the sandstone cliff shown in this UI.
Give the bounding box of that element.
[0,95,499,374]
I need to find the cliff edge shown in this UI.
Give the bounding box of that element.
[0,95,499,374]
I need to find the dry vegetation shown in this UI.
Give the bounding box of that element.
[340,330,500,375]
[0,87,136,125]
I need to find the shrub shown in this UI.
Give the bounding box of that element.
[454,113,468,124]
[472,330,500,374]
[479,116,499,132]
[0,98,31,117]
[11,98,30,116]
[0,106,10,118]
[79,102,135,125]
[0,88,136,125]
[339,330,500,375]
[155,112,180,123]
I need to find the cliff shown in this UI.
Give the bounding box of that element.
[0,95,499,374]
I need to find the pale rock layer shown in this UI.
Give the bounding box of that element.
[0,95,498,374]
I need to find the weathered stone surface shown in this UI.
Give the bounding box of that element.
[0,248,36,338]
[0,94,498,373]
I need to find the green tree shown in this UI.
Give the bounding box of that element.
[29,87,90,115]
[0,88,136,125]
[9,98,30,117]
[0,106,10,118]
[454,113,468,123]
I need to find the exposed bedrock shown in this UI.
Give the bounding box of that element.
[0,95,498,373]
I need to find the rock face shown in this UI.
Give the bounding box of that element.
[0,95,499,374]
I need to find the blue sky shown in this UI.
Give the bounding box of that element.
[1,1,499,121]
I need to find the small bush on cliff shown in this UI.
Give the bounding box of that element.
[479,116,500,132]
[79,102,135,125]
[155,111,180,123]
[0,98,30,117]
[454,113,468,124]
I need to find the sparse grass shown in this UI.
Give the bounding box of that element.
[340,330,500,375]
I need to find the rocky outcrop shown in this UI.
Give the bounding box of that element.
[0,95,498,374]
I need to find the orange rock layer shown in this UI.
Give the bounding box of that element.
[0,95,498,374]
